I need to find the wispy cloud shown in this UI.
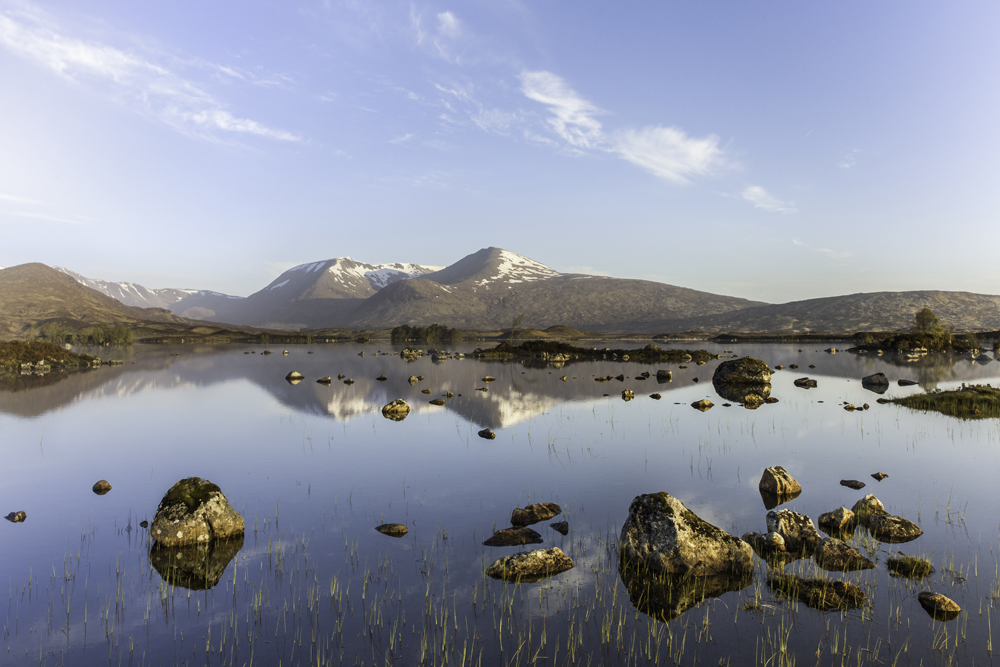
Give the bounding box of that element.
[437,11,461,39]
[792,238,851,260]
[389,133,414,144]
[411,7,463,62]
[0,192,39,205]
[1,210,90,226]
[518,71,604,149]
[839,148,860,169]
[518,70,726,184]
[742,185,797,214]
[0,6,301,142]
[615,127,725,185]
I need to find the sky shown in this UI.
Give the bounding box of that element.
[1,0,998,303]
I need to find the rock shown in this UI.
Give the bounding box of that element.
[861,373,889,394]
[343,378,354,385]
[486,547,574,583]
[767,573,865,610]
[691,399,714,411]
[282,350,289,356]
[482,376,496,383]
[765,397,779,404]
[713,381,771,406]
[650,393,661,400]
[868,513,923,543]
[818,507,855,534]
[774,365,784,370]
[511,502,562,526]
[759,487,800,510]
[560,375,567,381]
[813,538,874,571]
[615,374,625,382]
[477,387,488,392]
[743,394,765,409]
[478,428,496,440]
[840,480,864,491]
[793,377,817,389]
[381,399,410,421]
[766,510,822,555]
[712,357,772,385]
[619,562,750,622]
[429,398,446,406]
[619,492,753,576]
[789,364,799,369]
[898,379,918,386]
[550,521,569,535]
[317,376,332,384]
[656,370,673,383]
[285,371,304,383]
[375,523,409,537]
[150,478,244,547]
[622,390,635,401]
[741,531,789,564]
[149,534,244,590]
[337,374,345,379]
[825,348,837,354]
[5,511,27,523]
[139,520,148,528]
[918,592,961,622]
[871,471,888,481]
[483,526,544,547]
[759,466,802,496]
[407,375,419,385]
[92,480,112,495]
[421,388,431,394]
[887,555,934,579]
[376,375,387,382]
[851,495,887,523]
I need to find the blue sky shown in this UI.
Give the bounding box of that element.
[1,0,998,302]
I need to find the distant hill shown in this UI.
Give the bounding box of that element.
[55,267,203,309]
[0,263,189,337]
[656,291,1000,334]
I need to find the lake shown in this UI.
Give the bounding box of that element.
[1,341,999,666]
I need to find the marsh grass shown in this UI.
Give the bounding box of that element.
[891,386,1000,419]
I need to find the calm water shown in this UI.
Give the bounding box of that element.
[1,342,999,666]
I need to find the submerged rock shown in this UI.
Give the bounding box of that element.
[316,376,332,384]
[478,428,496,440]
[150,478,244,547]
[375,523,409,537]
[766,510,822,555]
[381,399,410,421]
[656,370,673,383]
[485,547,574,583]
[5,511,26,523]
[767,573,865,610]
[428,398,446,406]
[898,379,918,387]
[793,377,818,389]
[622,390,635,401]
[150,534,244,590]
[887,554,934,579]
[759,466,802,496]
[840,479,866,490]
[868,513,923,543]
[619,492,753,576]
[285,371,304,381]
[92,480,112,495]
[871,471,888,481]
[918,591,961,621]
[511,502,562,526]
[813,537,875,572]
[691,399,714,412]
[483,526,544,547]
[550,521,569,535]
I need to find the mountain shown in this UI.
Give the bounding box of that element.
[0,263,190,337]
[55,267,204,309]
[657,291,1000,334]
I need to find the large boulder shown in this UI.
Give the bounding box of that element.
[766,509,822,555]
[619,492,753,576]
[861,373,890,394]
[485,547,574,583]
[759,466,802,496]
[712,357,772,385]
[150,478,244,547]
[149,534,244,590]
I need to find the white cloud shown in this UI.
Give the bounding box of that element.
[518,70,604,149]
[615,126,725,186]
[471,108,519,135]
[0,8,300,142]
[389,133,414,144]
[839,149,860,169]
[742,185,797,214]
[437,11,461,39]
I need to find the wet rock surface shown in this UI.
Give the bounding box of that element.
[840,479,866,490]
[511,502,562,526]
[485,547,574,583]
[151,477,244,547]
[619,492,753,576]
[818,507,855,535]
[483,526,544,547]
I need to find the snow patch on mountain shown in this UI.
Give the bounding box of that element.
[476,249,559,286]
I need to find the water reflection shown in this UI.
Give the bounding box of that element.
[149,535,244,590]
[618,560,751,622]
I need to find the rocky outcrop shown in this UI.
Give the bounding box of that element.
[619,492,752,576]
[150,478,244,547]
[813,538,875,571]
[759,467,801,496]
[511,502,562,526]
[485,547,574,583]
[766,510,822,555]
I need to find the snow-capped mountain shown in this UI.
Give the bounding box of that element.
[56,267,208,310]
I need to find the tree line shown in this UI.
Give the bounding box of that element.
[390,324,462,344]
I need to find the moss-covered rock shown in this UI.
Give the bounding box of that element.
[712,357,772,385]
[486,547,574,583]
[151,477,244,547]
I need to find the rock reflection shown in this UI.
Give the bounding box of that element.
[618,560,751,623]
[150,534,244,590]
[758,488,800,510]
[712,381,771,408]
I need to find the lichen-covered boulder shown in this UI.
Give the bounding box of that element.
[381,399,410,421]
[511,502,562,526]
[151,478,244,547]
[713,357,772,385]
[485,547,574,583]
[813,538,875,572]
[619,492,753,576]
[766,509,822,555]
[868,514,923,543]
[759,466,802,496]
